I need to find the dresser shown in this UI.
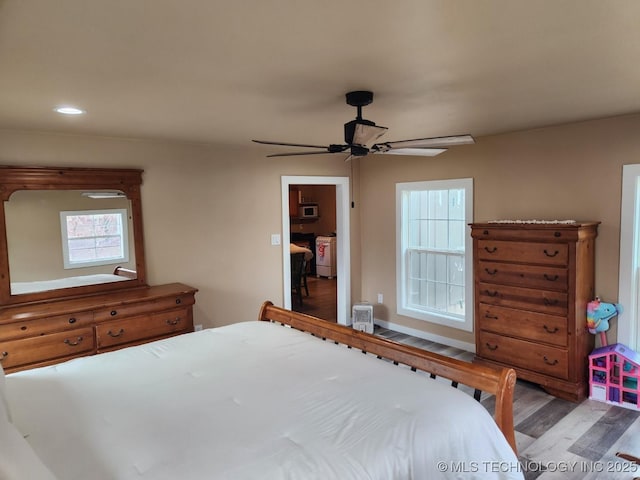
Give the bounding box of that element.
[471,222,599,402]
[0,283,197,373]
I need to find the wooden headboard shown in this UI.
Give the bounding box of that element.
[258,301,518,454]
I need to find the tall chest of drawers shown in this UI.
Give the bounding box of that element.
[471,222,599,402]
[0,283,197,373]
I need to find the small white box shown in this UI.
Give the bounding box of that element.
[352,303,374,334]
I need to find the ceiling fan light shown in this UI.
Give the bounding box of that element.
[381,148,447,157]
[353,123,388,146]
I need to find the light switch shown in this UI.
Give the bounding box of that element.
[271,234,281,246]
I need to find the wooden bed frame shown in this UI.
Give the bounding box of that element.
[259,301,518,454]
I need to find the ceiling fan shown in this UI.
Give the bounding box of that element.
[252,91,475,159]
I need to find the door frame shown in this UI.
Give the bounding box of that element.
[618,164,640,350]
[281,175,351,325]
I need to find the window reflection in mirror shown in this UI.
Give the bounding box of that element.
[5,190,137,295]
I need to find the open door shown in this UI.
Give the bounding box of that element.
[281,176,350,325]
[290,184,336,320]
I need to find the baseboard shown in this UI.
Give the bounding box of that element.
[374,318,476,353]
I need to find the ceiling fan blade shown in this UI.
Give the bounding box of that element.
[352,123,388,146]
[373,148,447,157]
[253,139,331,149]
[266,150,341,158]
[372,134,475,151]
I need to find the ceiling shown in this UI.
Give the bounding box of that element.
[0,0,639,151]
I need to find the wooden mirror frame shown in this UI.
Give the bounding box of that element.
[0,166,147,306]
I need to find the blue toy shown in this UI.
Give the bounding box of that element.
[586,297,622,346]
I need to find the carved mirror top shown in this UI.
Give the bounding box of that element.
[0,166,147,306]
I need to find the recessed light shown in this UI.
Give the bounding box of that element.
[54,106,86,115]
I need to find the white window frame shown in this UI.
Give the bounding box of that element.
[60,209,129,269]
[396,178,474,331]
[618,164,640,351]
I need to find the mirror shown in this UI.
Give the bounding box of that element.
[0,166,147,306]
[6,190,136,295]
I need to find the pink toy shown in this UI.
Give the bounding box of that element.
[589,343,640,411]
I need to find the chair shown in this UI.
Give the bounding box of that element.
[290,252,306,306]
[301,258,309,297]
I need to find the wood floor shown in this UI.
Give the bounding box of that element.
[291,274,337,321]
[297,277,640,479]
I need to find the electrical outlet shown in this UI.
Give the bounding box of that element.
[377,293,383,304]
[194,324,203,332]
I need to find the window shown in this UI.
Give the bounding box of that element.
[60,209,129,269]
[396,178,473,331]
[618,164,640,351]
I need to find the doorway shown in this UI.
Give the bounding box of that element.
[281,176,350,326]
[290,184,336,320]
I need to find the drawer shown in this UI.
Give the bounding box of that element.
[0,311,93,341]
[477,303,568,346]
[472,225,584,242]
[477,240,568,266]
[0,327,94,370]
[478,261,568,291]
[478,282,568,315]
[477,331,569,380]
[94,293,195,322]
[96,308,190,349]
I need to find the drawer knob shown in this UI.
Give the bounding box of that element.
[166,317,182,326]
[484,313,499,320]
[543,298,559,306]
[68,317,77,324]
[107,328,125,338]
[484,246,497,254]
[110,310,118,316]
[485,343,498,351]
[484,268,498,275]
[64,336,84,347]
[543,274,559,281]
[543,356,559,366]
[484,290,499,297]
[554,231,561,237]
[20,325,27,331]
[543,249,559,257]
[543,325,559,334]
[175,298,182,305]
[0,351,8,361]
[483,230,489,235]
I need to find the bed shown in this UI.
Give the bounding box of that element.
[1,301,522,480]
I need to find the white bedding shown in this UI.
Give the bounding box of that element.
[5,321,523,480]
[11,273,129,294]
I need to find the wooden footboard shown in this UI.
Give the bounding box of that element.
[259,301,518,454]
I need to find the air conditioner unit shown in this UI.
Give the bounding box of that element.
[352,303,374,334]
